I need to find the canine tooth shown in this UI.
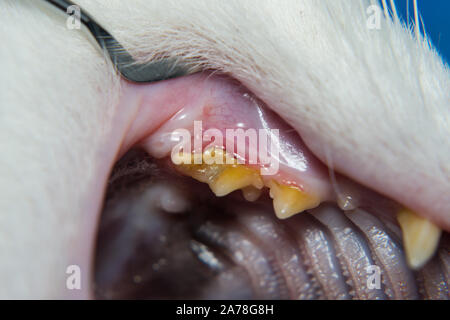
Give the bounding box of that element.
[209,165,263,197]
[397,208,442,269]
[268,181,320,219]
[242,186,263,201]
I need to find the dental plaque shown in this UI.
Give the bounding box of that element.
[138,74,442,270]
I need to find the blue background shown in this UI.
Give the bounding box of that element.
[388,0,450,65]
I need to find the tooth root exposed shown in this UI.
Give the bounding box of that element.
[209,165,263,197]
[268,181,320,219]
[397,208,442,269]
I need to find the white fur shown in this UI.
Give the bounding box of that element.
[0,0,448,298]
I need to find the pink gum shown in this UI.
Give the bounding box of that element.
[119,73,334,201]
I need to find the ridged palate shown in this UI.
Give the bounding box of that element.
[94,151,449,299]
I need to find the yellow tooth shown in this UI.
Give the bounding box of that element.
[267,181,320,219]
[209,165,264,197]
[172,149,230,184]
[175,159,225,184]
[242,186,263,202]
[397,208,442,269]
[172,148,263,197]
[173,148,322,217]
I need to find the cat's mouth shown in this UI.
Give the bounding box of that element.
[94,148,449,299]
[92,72,449,299]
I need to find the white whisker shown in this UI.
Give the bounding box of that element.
[381,0,389,19]
[389,0,399,22]
[413,0,420,40]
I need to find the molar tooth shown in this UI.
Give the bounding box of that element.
[397,208,442,269]
[172,151,225,184]
[209,165,263,197]
[268,181,320,219]
[242,186,263,202]
[176,162,224,184]
[174,149,322,216]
